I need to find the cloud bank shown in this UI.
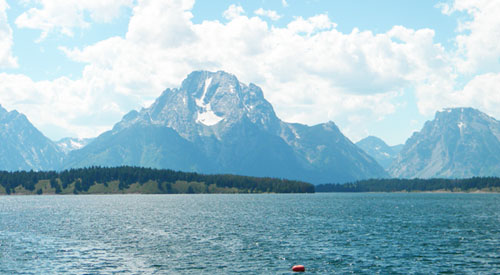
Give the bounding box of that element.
[0,0,499,142]
[0,0,17,68]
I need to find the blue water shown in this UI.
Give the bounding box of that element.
[0,193,499,274]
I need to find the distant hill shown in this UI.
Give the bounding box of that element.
[356,136,403,169]
[390,107,500,178]
[0,166,315,195]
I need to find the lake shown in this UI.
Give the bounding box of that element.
[0,193,499,274]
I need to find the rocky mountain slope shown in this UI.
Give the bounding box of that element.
[64,71,388,183]
[4,79,500,182]
[0,104,63,171]
[389,107,500,178]
[56,137,94,154]
[356,136,403,169]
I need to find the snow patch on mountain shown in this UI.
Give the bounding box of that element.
[57,137,94,154]
[194,76,224,126]
[196,108,224,126]
[195,77,212,108]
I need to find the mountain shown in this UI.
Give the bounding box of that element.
[65,71,388,183]
[0,104,63,171]
[56,137,94,154]
[389,107,500,178]
[356,136,403,169]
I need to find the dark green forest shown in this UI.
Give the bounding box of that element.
[0,166,314,195]
[3,167,500,195]
[316,177,500,193]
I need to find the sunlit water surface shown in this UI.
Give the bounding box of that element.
[0,193,499,274]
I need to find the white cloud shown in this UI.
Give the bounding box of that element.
[15,0,134,39]
[3,0,500,142]
[287,14,336,34]
[0,0,17,68]
[413,0,500,119]
[223,4,244,20]
[126,0,196,47]
[442,0,500,74]
[57,1,450,132]
[454,73,500,116]
[416,72,500,119]
[0,72,138,139]
[282,0,289,8]
[254,8,282,21]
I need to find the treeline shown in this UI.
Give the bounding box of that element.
[0,166,314,195]
[316,177,500,192]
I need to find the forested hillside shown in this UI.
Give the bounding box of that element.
[0,166,314,195]
[316,178,500,193]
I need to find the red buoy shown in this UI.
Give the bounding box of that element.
[292,265,305,272]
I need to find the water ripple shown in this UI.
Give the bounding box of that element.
[0,193,498,274]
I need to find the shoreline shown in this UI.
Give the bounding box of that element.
[317,190,500,194]
[2,190,499,196]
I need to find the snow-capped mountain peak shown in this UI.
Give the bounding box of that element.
[114,70,279,140]
[65,70,388,183]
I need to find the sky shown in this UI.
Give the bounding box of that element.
[1,0,500,145]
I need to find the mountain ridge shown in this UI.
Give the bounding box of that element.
[5,72,500,182]
[64,70,388,183]
[0,104,63,171]
[56,137,94,154]
[356,136,403,170]
[389,107,500,178]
